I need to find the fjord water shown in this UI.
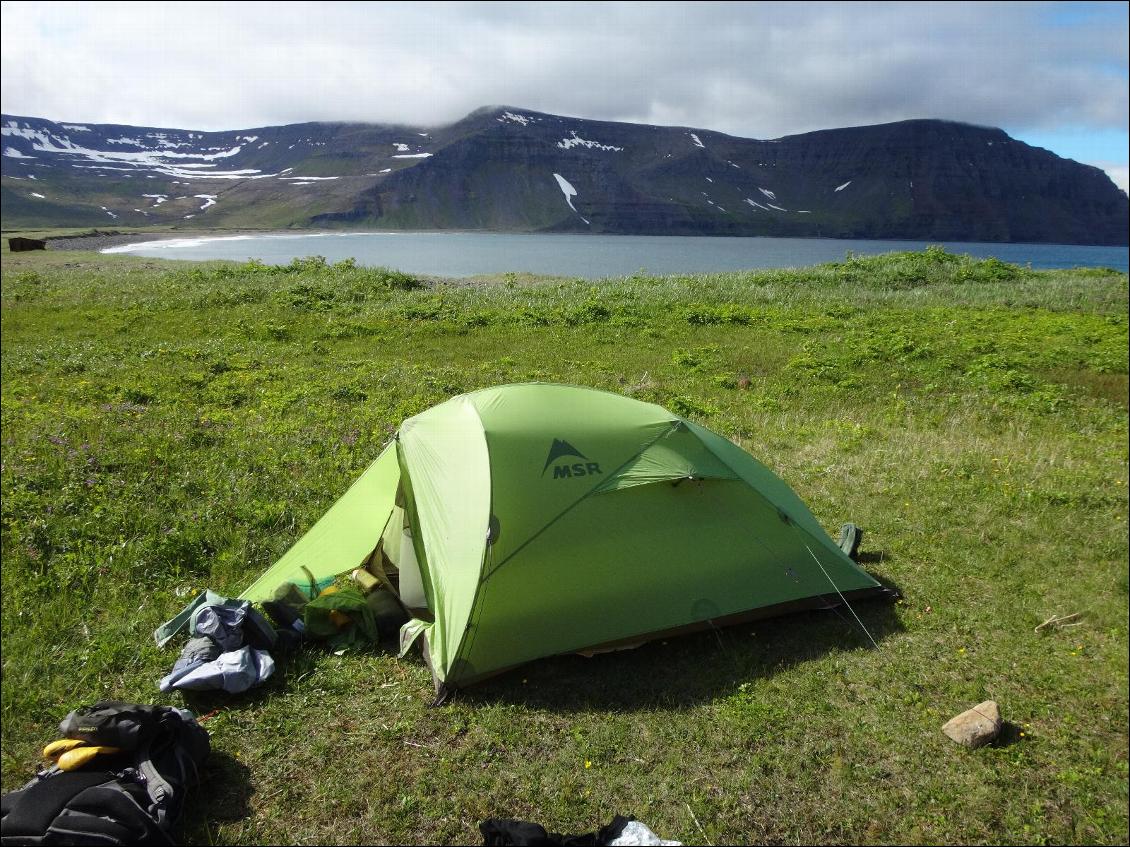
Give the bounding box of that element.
[104,231,1130,276]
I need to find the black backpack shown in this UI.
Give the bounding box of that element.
[1,702,209,845]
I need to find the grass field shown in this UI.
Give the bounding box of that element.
[1,242,1127,845]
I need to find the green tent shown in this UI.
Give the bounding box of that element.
[242,383,888,691]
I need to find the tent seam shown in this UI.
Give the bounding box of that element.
[444,397,494,680]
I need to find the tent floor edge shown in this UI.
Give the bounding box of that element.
[444,583,900,690]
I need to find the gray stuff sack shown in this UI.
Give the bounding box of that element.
[154,590,277,650]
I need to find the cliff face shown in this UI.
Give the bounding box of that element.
[777,120,1129,245]
[3,108,1126,244]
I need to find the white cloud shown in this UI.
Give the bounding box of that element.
[0,2,1126,179]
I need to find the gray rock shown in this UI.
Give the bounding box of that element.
[942,700,1002,748]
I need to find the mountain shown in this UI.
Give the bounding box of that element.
[3,108,1127,244]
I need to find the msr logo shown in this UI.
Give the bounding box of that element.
[542,438,602,479]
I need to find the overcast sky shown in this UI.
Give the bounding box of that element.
[1,1,1126,190]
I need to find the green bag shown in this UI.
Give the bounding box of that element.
[303,587,380,650]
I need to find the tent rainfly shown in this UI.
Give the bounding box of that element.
[242,383,891,694]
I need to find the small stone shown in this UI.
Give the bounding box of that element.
[942,700,1002,748]
[737,376,751,390]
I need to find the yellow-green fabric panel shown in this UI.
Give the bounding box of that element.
[398,395,491,682]
[683,420,857,566]
[240,442,400,602]
[453,478,878,684]
[593,423,739,494]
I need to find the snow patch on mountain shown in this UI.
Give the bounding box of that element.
[500,112,535,126]
[144,132,188,150]
[195,194,217,210]
[394,143,411,152]
[0,125,267,179]
[3,146,34,158]
[392,153,432,159]
[835,180,852,192]
[168,168,271,179]
[690,133,705,149]
[552,172,590,225]
[29,192,45,198]
[758,187,777,200]
[557,131,623,152]
[61,124,90,132]
[142,194,168,206]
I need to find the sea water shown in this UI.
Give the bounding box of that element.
[103,231,1130,277]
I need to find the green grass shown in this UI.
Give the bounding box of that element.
[2,244,1127,845]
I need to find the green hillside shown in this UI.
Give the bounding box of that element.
[1,244,1127,844]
